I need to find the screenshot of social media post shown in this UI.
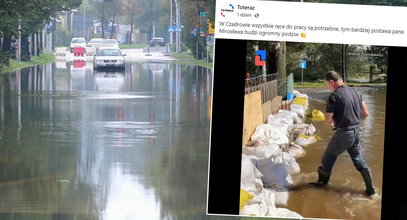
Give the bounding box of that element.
[207,1,407,219]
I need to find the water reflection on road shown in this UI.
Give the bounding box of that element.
[0,61,239,220]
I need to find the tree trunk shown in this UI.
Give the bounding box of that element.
[369,66,374,82]
[36,32,41,55]
[266,42,278,75]
[275,42,287,98]
[110,15,116,39]
[2,36,11,56]
[130,14,134,45]
[31,34,35,57]
[1,36,11,66]
[21,34,31,61]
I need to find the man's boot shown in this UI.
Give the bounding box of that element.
[360,168,376,196]
[309,166,331,187]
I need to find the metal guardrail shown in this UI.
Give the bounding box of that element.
[245,73,277,93]
[245,73,294,103]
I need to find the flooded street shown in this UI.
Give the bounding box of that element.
[0,62,230,220]
[287,87,386,220]
[0,60,386,220]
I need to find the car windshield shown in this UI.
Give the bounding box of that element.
[90,39,103,43]
[97,49,121,56]
[103,40,118,44]
[152,38,163,41]
[71,38,85,43]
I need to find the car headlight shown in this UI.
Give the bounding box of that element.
[117,60,124,64]
[95,59,104,64]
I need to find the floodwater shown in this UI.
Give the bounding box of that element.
[0,61,237,220]
[287,87,386,220]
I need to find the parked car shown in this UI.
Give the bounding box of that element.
[70,37,86,53]
[93,47,125,71]
[101,39,120,49]
[149,37,165,47]
[87,38,104,49]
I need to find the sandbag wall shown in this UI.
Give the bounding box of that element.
[240,90,320,217]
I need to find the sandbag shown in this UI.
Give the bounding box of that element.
[240,202,269,216]
[241,154,264,195]
[289,123,316,138]
[256,152,299,189]
[256,156,288,189]
[246,187,276,208]
[295,134,321,147]
[240,189,254,210]
[267,207,303,218]
[243,144,281,159]
[284,143,306,159]
[290,104,306,118]
[251,124,289,146]
[309,109,325,121]
[264,188,289,206]
[279,152,301,175]
[292,97,308,107]
[293,90,301,96]
[296,93,309,99]
[267,110,297,131]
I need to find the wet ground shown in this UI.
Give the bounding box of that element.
[0,60,386,220]
[286,87,386,220]
[0,62,228,220]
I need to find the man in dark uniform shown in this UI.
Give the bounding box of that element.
[310,71,376,196]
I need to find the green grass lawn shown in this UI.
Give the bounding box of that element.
[170,51,213,69]
[1,53,55,74]
[119,44,147,49]
[294,81,386,89]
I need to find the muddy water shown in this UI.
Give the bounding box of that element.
[286,87,386,220]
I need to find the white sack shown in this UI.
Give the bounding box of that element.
[295,136,318,147]
[251,124,289,146]
[241,154,264,195]
[290,104,306,118]
[264,188,289,206]
[243,144,281,159]
[267,207,303,218]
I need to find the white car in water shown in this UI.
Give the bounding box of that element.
[87,38,104,49]
[93,47,126,71]
[101,39,120,49]
[70,37,86,53]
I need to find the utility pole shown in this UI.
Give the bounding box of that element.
[83,0,86,39]
[174,0,180,53]
[102,0,105,38]
[169,0,173,51]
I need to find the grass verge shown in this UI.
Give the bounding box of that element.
[119,44,147,49]
[294,81,386,89]
[0,53,55,74]
[170,52,213,69]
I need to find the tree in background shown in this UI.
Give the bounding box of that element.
[0,0,82,63]
[121,0,143,44]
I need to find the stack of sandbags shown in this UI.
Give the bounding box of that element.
[290,93,309,119]
[266,110,300,133]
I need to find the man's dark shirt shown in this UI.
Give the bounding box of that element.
[326,85,363,129]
